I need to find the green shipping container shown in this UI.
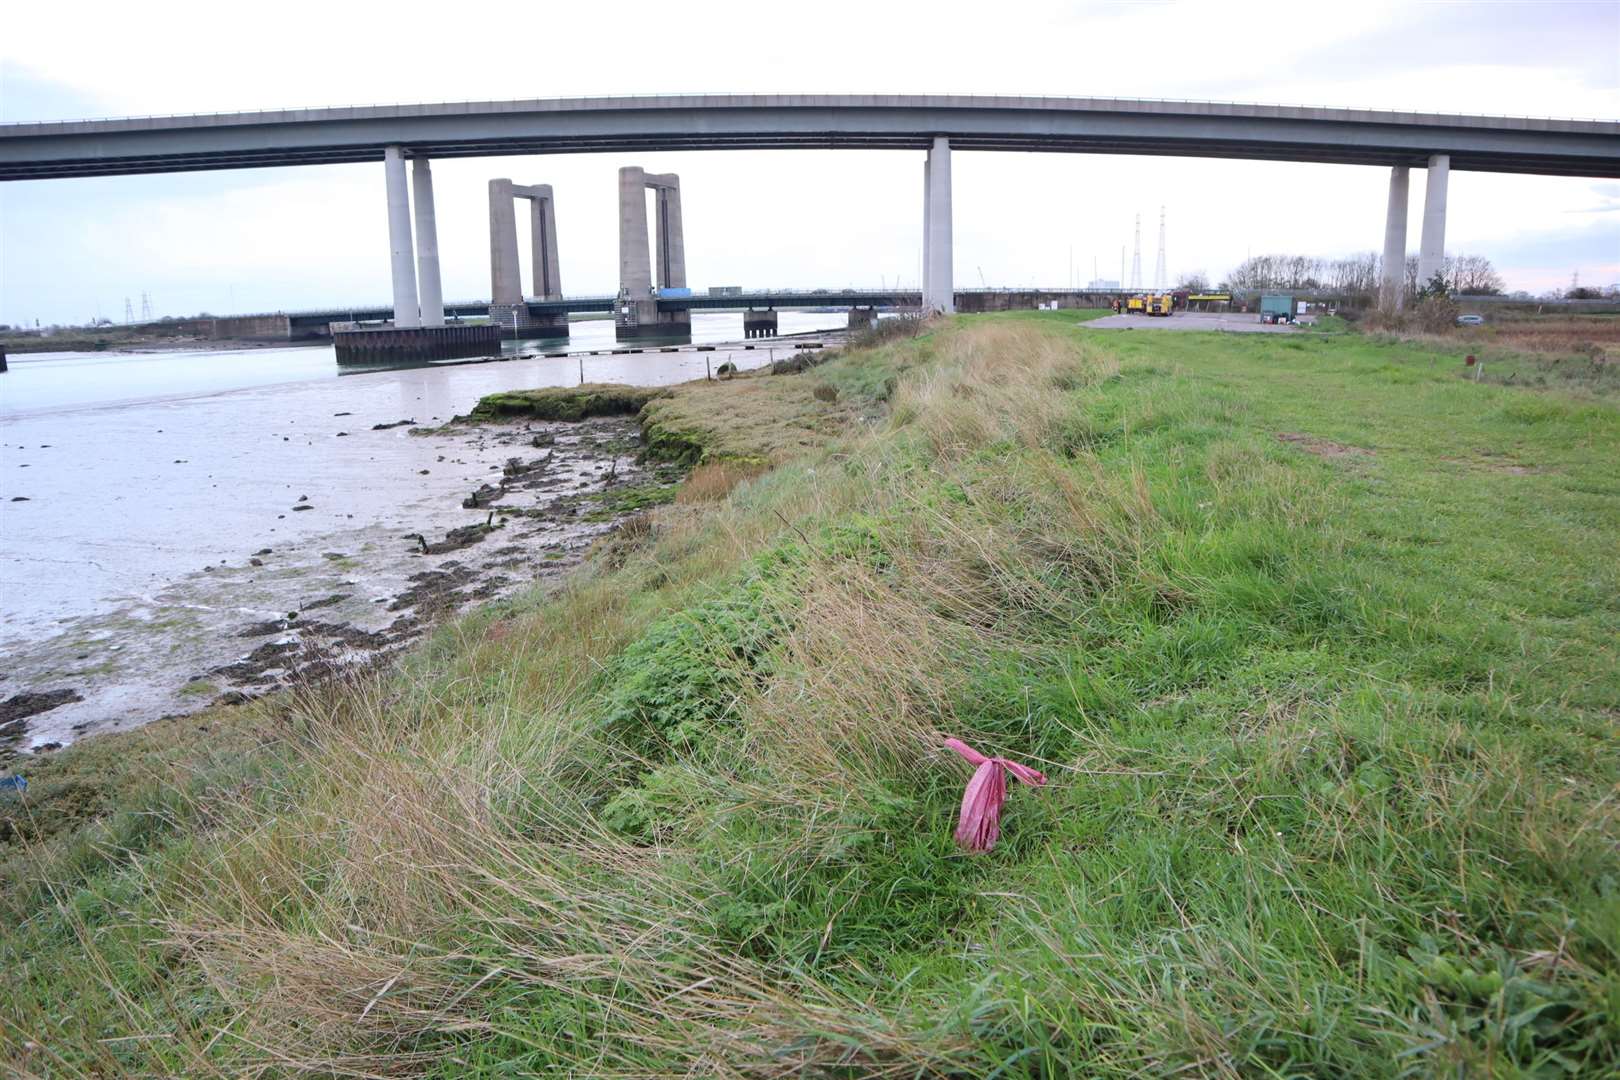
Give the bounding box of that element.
[1260,294,1296,323]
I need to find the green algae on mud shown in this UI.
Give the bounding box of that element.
[470,383,670,422]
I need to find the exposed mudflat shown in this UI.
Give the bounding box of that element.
[2,322,849,765]
[1,415,678,761]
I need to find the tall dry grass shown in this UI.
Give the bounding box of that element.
[61,320,1118,1074]
[677,459,770,503]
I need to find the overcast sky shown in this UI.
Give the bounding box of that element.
[1,0,1616,325]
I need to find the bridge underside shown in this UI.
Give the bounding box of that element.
[9,136,1608,180]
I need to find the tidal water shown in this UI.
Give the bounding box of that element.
[0,311,844,735]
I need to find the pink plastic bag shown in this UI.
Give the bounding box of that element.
[944,737,1047,852]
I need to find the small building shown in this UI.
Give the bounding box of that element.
[1260,294,1296,324]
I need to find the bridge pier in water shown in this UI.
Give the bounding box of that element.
[334,145,482,364]
[489,179,568,339]
[743,309,778,338]
[616,167,692,341]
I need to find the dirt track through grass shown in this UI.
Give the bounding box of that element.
[3,313,1617,1076]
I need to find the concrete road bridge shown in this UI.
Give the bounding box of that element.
[3,95,1616,351]
[254,288,1114,338]
[283,291,913,336]
[498,289,923,317]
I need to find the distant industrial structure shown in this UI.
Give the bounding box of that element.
[1154,207,1168,291]
[1130,215,1143,290]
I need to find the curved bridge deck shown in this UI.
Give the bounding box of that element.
[4,94,1616,180]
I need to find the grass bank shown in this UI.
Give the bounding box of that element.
[3,313,1617,1076]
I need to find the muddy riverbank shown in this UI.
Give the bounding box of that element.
[1,412,681,762]
[2,322,846,762]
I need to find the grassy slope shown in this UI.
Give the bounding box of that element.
[3,312,1617,1077]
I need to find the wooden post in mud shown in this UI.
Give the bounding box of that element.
[706,356,711,380]
[578,355,584,385]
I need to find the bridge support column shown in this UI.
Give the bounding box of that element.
[618,167,653,300]
[411,158,444,327]
[1417,154,1449,292]
[655,182,686,291]
[922,157,932,303]
[487,179,569,339]
[489,179,523,308]
[530,189,562,299]
[384,145,420,328]
[616,166,690,341]
[1379,165,1409,311]
[523,189,568,338]
[923,137,953,314]
[744,309,778,338]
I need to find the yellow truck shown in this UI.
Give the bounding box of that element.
[1147,294,1174,317]
[1125,296,1148,314]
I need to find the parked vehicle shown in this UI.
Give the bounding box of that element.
[1456,313,1485,326]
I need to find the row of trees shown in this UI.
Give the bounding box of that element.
[1196,253,1505,300]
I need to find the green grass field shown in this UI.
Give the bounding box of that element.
[4,312,1617,1076]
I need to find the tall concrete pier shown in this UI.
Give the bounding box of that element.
[1417,154,1450,291]
[411,158,444,327]
[616,167,690,340]
[489,179,567,337]
[923,137,954,314]
[383,146,420,329]
[336,145,483,364]
[1379,165,1410,311]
